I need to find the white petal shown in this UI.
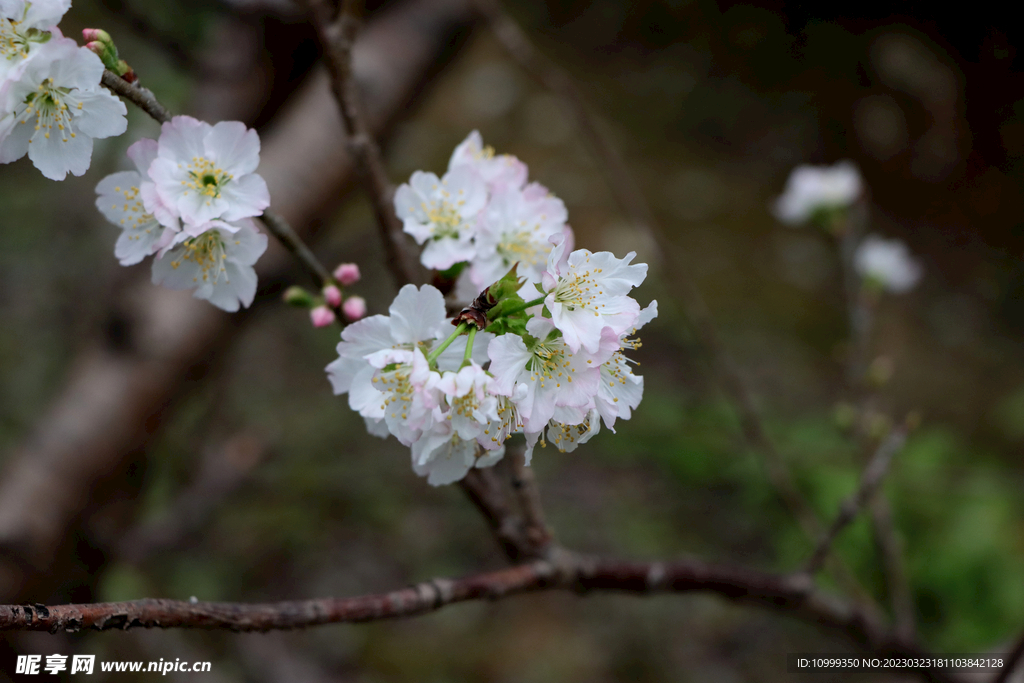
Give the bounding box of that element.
[206,120,261,175]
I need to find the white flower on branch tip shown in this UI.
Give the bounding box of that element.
[0,0,70,83]
[394,167,486,271]
[596,300,657,431]
[0,37,126,180]
[151,219,267,312]
[148,115,270,227]
[469,183,569,291]
[541,237,648,354]
[487,316,615,434]
[773,160,862,226]
[95,138,179,266]
[854,235,922,293]
[448,129,527,192]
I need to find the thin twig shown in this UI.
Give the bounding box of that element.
[259,210,333,287]
[101,70,172,124]
[304,0,421,287]
[871,495,916,641]
[504,445,552,555]
[804,427,907,575]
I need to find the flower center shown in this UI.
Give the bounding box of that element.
[552,263,604,313]
[372,364,416,419]
[20,79,79,142]
[526,342,575,389]
[483,396,522,446]
[110,183,157,231]
[171,232,228,284]
[497,228,548,268]
[184,156,233,199]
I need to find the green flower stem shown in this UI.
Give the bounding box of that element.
[494,295,546,320]
[461,327,478,367]
[427,322,469,365]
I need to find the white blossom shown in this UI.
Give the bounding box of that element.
[411,420,504,487]
[773,160,862,226]
[151,219,267,312]
[95,138,178,266]
[487,317,615,433]
[434,362,500,445]
[448,129,526,192]
[148,115,270,227]
[525,406,601,464]
[469,182,569,290]
[0,0,70,83]
[854,235,922,293]
[595,300,657,431]
[0,37,126,180]
[394,167,487,271]
[541,237,647,354]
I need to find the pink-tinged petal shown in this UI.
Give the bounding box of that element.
[126,138,159,175]
[156,116,210,161]
[140,182,179,228]
[206,120,260,175]
[219,174,270,221]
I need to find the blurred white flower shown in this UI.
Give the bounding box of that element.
[773,160,862,226]
[854,234,922,293]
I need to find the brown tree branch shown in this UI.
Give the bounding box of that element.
[803,426,907,575]
[303,0,422,287]
[503,445,553,555]
[0,555,966,683]
[458,468,531,562]
[101,70,172,124]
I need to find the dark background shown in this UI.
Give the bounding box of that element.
[3,0,1024,680]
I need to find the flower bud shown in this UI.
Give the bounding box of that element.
[310,305,337,328]
[333,263,361,286]
[282,285,314,308]
[343,296,367,322]
[323,284,342,308]
[82,28,112,44]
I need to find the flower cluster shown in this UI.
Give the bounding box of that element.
[0,1,127,180]
[333,136,654,485]
[395,131,571,296]
[95,115,271,311]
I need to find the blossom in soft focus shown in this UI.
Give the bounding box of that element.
[322,284,342,308]
[854,235,923,293]
[151,220,267,312]
[310,305,336,328]
[342,295,366,322]
[333,262,360,286]
[0,38,126,180]
[148,115,270,227]
[773,160,862,226]
[469,183,569,290]
[0,0,70,83]
[412,422,504,487]
[448,129,527,192]
[394,167,486,270]
[95,138,177,266]
[541,237,647,354]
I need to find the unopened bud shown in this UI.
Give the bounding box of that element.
[282,285,314,308]
[343,296,367,322]
[310,305,337,328]
[82,28,112,44]
[82,28,134,79]
[333,263,361,286]
[323,284,342,308]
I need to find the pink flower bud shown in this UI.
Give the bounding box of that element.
[343,296,367,322]
[310,305,336,328]
[85,41,104,56]
[82,28,110,43]
[333,263,361,286]
[323,284,342,308]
